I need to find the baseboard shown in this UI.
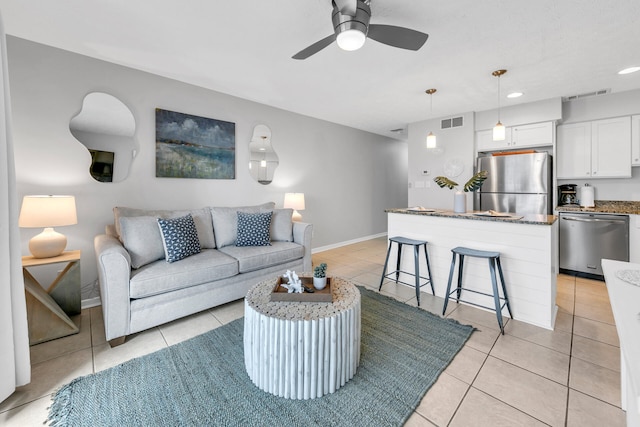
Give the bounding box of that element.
[81,296,102,309]
[312,232,387,254]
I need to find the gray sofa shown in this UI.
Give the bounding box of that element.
[94,202,312,346]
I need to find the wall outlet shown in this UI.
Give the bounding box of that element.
[421,170,430,176]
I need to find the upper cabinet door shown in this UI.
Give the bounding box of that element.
[476,128,512,152]
[557,122,591,179]
[511,122,553,148]
[632,115,640,166]
[591,116,631,178]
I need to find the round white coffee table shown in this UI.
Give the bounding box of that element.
[244,276,361,400]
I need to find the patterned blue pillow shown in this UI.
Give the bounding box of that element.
[157,214,201,263]
[236,211,272,247]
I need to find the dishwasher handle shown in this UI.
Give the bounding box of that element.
[562,216,628,224]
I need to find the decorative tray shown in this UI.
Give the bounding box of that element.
[271,276,333,302]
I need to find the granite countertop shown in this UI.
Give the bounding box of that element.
[386,208,557,225]
[555,200,640,215]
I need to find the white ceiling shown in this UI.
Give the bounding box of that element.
[2,0,640,139]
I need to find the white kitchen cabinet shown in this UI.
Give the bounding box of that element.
[476,127,512,151]
[556,122,591,179]
[557,117,631,179]
[476,122,553,152]
[511,122,553,148]
[632,115,640,166]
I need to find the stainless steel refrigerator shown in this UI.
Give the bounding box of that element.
[473,152,552,215]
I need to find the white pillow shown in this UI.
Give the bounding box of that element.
[270,208,294,242]
[119,216,165,269]
[113,206,215,248]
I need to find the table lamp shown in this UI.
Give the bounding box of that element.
[18,195,78,258]
[283,193,305,222]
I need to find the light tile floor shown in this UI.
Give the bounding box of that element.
[0,236,627,426]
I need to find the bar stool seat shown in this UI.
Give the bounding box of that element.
[379,236,434,306]
[442,246,512,333]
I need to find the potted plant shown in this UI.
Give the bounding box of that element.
[313,262,328,290]
[434,170,488,213]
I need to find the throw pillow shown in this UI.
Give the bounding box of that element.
[270,208,294,242]
[157,214,201,263]
[119,216,165,269]
[210,202,275,248]
[236,211,272,247]
[114,206,215,249]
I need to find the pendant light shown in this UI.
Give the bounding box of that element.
[492,69,507,141]
[425,88,437,149]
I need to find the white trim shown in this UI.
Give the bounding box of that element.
[81,297,101,309]
[312,233,387,254]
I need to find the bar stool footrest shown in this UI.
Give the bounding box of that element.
[382,271,432,290]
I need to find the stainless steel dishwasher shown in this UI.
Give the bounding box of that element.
[559,212,629,278]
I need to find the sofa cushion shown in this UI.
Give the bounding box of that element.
[236,211,272,247]
[210,202,275,248]
[129,249,239,299]
[114,206,215,249]
[219,242,304,273]
[119,216,165,269]
[158,214,201,263]
[270,208,294,242]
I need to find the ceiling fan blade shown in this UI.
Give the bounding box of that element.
[292,34,336,60]
[334,0,358,16]
[367,24,428,51]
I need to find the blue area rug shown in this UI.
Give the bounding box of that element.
[48,287,473,426]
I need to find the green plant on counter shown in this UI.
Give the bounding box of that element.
[313,263,327,278]
[434,170,488,192]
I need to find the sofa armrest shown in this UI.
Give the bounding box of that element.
[94,233,132,342]
[293,222,313,272]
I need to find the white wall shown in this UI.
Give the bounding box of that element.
[558,89,640,201]
[407,112,475,209]
[7,37,408,300]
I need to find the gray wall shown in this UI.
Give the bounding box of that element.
[407,112,475,209]
[7,37,408,300]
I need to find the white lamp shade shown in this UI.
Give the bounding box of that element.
[426,132,437,148]
[493,122,506,141]
[19,195,77,228]
[283,193,305,211]
[19,195,77,258]
[336,29,366,51]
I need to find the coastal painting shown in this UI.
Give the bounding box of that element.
[155,108,235,179]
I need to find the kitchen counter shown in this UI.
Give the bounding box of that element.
[556,200,640,215]
[386,208,556,225]
[386,209,558,329]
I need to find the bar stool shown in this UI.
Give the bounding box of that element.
[442,246,512,334]
[379,236,434,306]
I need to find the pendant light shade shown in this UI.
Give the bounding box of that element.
[493,121,505,141]
[425,88,437,149]
[492,69,507,141]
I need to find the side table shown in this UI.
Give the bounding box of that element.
[244,276,361,400]
[22,250,81,345]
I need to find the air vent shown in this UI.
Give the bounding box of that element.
[440,116,464,129]
[562,89,610,102]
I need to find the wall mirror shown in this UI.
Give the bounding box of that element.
[249,124,279,185]
[69,92,136,183]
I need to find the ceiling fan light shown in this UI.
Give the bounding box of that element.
[493,121,506,141]
[337,29,366,51]
[426,132,437,148]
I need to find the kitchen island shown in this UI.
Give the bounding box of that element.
[386,208,558,329]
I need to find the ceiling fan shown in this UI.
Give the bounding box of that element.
[292,0,429,60]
